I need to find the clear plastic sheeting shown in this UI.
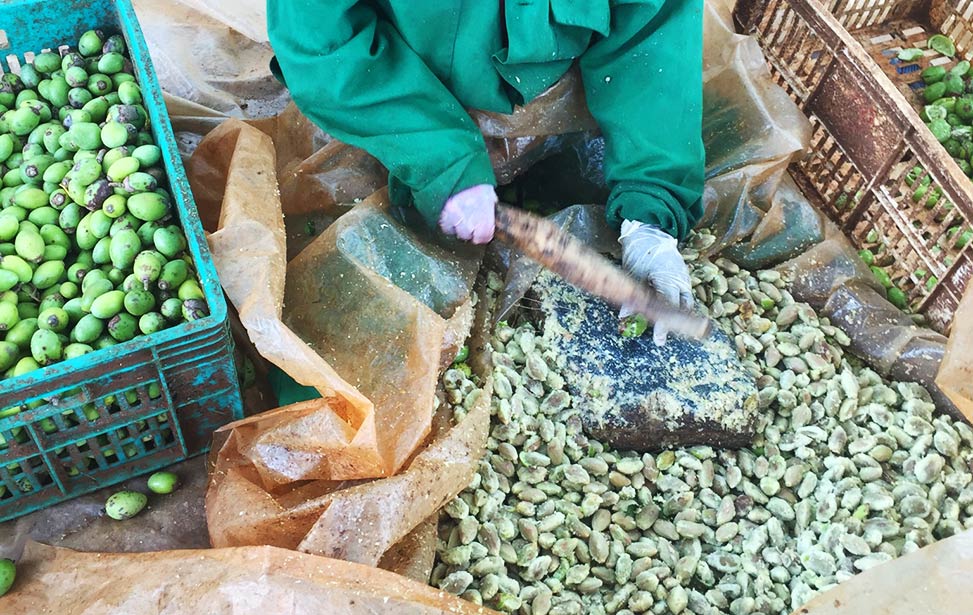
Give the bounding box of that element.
[487,133,589,186]
[132,0,286,118]
[720,175,827,270]
[3,541,499,615]
[699,0,812,252]
[170,0,269,44]
[188,120,379,479]
[773,227,958,416]
[470,68,597,139]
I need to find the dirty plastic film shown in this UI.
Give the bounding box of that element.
[187,120,491,571]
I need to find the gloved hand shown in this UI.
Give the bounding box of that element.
[438,184,497,244]
[618,220,694,346]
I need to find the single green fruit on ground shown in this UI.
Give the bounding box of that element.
[105,489,147,520]
[147,470,179,494]
[0,558,15,596]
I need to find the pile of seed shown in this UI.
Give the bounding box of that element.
[432,230,973,615]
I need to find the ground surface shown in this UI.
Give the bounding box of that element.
[0,456,211,561]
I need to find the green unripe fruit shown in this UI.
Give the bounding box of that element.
[90,290,125,319]
[100,121,129,149]
[72,314,104,344]
[123,289,155,316]
[38,307,69,332]
[147,471,179,494]
[0,558,15,597]
[138,311,165,335]
[0,301,19,331]
[32,260,65,289]
[79,29,106,57]
[108,312,137,341]
[63,343,93,360]
[0,342,19,371]
[30,328,62,365]
[105,490,147,520]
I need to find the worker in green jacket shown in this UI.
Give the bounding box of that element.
[267,0,704,345]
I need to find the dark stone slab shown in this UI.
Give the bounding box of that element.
[531,272,759,451]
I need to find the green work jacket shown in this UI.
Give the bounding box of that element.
[268,0,703,239]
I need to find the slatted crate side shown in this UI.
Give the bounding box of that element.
[827,0,920,30]
[735,0,973,332]
[931,0,973,51]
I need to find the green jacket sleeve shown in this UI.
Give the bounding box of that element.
[266,1,496,227]
[579,0,705,241]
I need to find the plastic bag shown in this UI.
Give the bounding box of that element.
[132,0,287,118]
[720,175,827,269]
[773,224,959,416]
[169,0,269,44]
[698,0,813,252]
[3,540,498,614]
[470,68,597,139]
[191,119,493,569]
[206,376,491,563]
[936,281,973,421]
[188,119,379,476]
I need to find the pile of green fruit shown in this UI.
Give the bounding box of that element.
[911,35,973,240]
[918,47,973,177]
[0,29,207,381]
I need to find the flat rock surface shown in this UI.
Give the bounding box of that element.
[532,271,759,451]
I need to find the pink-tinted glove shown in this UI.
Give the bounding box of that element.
[438,184,497,244]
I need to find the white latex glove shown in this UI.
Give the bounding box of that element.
[618,220,694,346]
[438,184,497,244]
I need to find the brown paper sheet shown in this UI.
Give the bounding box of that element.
[936,280,973,421]
[789,529,973,615]
[2,540,499,614]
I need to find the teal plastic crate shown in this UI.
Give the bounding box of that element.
[0,0,243,521]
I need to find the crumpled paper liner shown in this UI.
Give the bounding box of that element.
[2,540,498,614]
[206,376,492,563]
[190,118,482,481]
[188,119,384,479]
